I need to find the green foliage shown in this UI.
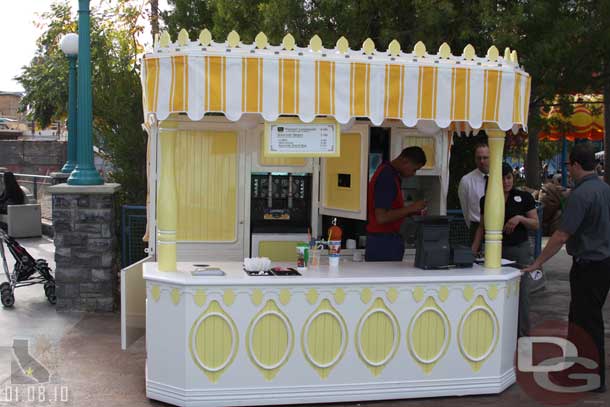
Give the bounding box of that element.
[16,0,148,204]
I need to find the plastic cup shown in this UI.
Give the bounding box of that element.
[328,240,341,255]
[329,254,340,267]
[309,249,321,268]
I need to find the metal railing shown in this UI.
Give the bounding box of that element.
[0,172,54,221]
[121,205,148,268]
[446,204,544,258]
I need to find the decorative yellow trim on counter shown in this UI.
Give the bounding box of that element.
[223,289,236,306]
[251,288,263,306]
[189,300,239,383]
[302,299,348,379]
[458,295,499,372]
[356,298,400,376]
[361,288,372,304]
[407,297,450,374]
[487,284,498,301]
[333,288,346,305]
[247,300,294,380]
[463,285,474,302]
[151,285,161,302]
[194,289,206,307]
[438,286,449,302]
[386,288,399,304]
[306,288,319,305]
[171,288,181,305]
[413,286,424,303]
[279,289,291,305]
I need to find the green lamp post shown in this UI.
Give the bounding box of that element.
[68,0,103,185]
[60,33,78,173]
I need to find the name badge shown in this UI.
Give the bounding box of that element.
[514,196,522,203]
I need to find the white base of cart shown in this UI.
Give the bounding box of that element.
[144,261,520,407]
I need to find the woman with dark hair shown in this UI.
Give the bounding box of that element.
[471,162,539,337]
[0,172,26,214]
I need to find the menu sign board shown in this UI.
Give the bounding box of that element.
[264,119,340,157]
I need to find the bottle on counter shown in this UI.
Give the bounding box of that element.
[328,218,342,267]
[296,242,309,272]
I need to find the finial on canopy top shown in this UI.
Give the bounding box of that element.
[199,29,212,46]
[159,31,171,48]
[309,34,323,52]
[254,32,268,49]
[362,38,375,55]
[177,29,189,46]
[462,44,476,60]
[510,50,519,65]
[504,47,511,62]
[336,36,349,53]
[438,42,451,59]
[413,41,426,58]
[227,30,240,48]
[486,45,499,62]
[282,33,296,50]
[387,39,401,56]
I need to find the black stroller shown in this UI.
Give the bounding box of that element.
[0,229,56,307]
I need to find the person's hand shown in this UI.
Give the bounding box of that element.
[521,261,540,274]
[407,200,427,215]
[503,215,521,234]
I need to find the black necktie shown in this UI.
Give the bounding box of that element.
[484,174,489,192]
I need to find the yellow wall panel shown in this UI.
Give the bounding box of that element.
[259,241,300,262]
[173,130,237,241]
[323,132,361,212]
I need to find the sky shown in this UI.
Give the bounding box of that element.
[0,0,169,93]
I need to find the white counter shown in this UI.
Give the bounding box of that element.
[143,260,521,407]
[144,260,521,285]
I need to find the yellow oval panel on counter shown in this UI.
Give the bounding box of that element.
[302,299,348,379]
[247,300,294,380]
[356,298,400,376]
[407,297,450,374]
[189,300,238,383]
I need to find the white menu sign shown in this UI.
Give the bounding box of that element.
[268,123,338,156]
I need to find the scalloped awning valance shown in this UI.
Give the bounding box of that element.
[141,31,531,131]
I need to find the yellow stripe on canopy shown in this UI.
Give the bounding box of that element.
[384,64,404,118]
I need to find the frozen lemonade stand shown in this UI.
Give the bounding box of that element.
[120,28,531,406]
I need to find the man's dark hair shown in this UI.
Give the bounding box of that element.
[474,142,489,154]
[399,146,427,166]
[569,143,597,171]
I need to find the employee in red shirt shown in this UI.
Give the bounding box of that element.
[365,147,427,261]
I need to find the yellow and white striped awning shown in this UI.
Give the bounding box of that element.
[142,30,531,131]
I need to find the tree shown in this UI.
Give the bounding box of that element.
[16,0,148,204]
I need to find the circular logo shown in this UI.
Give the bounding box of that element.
[516,319,600,405]
[514,195,522,203]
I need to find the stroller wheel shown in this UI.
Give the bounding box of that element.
[0,282,10,292]
[44,283,57,305]
[1,287,14,308]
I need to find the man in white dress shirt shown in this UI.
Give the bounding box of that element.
[458,143,490,244]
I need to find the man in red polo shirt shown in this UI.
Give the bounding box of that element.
[365,147,427,261]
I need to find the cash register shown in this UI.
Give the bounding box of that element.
[413,216,474,269]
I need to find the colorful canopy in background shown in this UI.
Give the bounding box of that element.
[538,94,604,141]
[142,29,531,132]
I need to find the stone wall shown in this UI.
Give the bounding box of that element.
[0,140,66,175]
[52,191,119,312]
